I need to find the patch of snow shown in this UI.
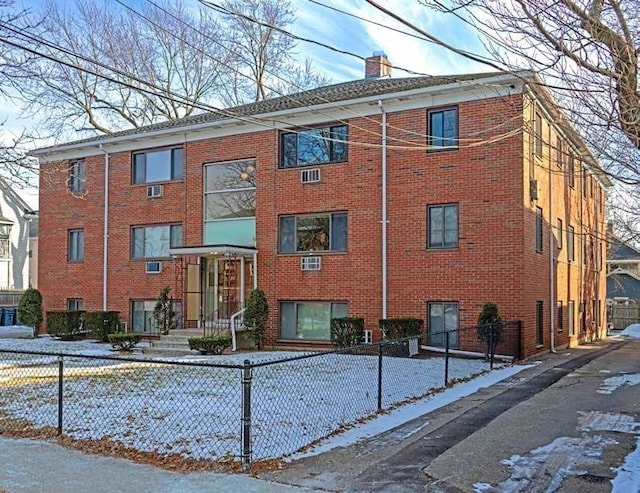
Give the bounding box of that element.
[0,325,35,339]
[598,373,640,394]
[0,346,525,462]
[473,483,493,492]
[495,435,616,492]
[612,436,640,493]
[621,324,640,339]
[291,364,532,460]
[578,411,640,435]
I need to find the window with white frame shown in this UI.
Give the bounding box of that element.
[69,159,86,193]
[281,125,348,168]
[279,301,348,341]
[0,224,10,259]
[279,212,347,253]
[68,229,84,262]
[131,224,182,259]
[132,147,183,184]
[204,160,256,220]
[428,204,458,249]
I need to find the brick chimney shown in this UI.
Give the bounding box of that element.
[365,51,392,79]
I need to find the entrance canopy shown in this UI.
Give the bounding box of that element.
[169,244,258,257]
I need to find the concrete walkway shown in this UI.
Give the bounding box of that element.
[0,437,324,493]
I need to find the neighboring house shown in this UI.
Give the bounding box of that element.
[607,236,640,303]
[33,54,609,358]
[0,178,38,292]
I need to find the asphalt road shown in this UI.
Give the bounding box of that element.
[263,338,638,492]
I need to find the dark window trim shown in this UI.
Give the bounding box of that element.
[534,112,543,158]
[567,154,575,188]
[557,301,563,333]
[68,228,84,263]
[278,211,348,254]
[67,298,84,311]
[427,300,460,348]
[277,300,349,342]
[130,223,183,260]
[427,106,459,152]
[536,300,544,347]
[279,123,349,169]
[557,218,563,249]
[427,203,459,249]
[535,207,543,253]
[69,159,86,193]
[131,145,184,185]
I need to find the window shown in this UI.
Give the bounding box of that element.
[131,299,181,334]
[67,299,84,311]
[595,299,601,327]
[582,168,587,198]
[557,301,563,333]
[568,300,575,336]
[69,159,86,193]
[568,154,575,188]
[0,224,10,259]
[279,301,348,341]
[556,139,564,168]
[536,207,543,253]
[279,212,347,253]
[567,225,575,262]
[557,219,563,249]
[131,224,182,259]
[428,107,458,149]
[428,302,459,347]
[132,147,183,184]
[428,204,458,249]
[68,229,84,262]
[280,125,347,168]
[534,112,543,157]
[536,300,544,346]
[204,160,256,220]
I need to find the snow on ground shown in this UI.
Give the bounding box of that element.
[597,373,640,395]
[612,437,640,493]
[0,325,35,339]
[0,340,525,462]
[621,324,640,339]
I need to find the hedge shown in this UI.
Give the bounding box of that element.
[46,311,86,340]
[188,335,232,355]
[379,318,424,340]
[84,311,121,342]
[330,317,365,348]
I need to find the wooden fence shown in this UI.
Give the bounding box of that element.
[608,304,640,330]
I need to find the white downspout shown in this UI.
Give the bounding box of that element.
[99,144,109,311]
[379,100,388,320]
[549,139,556,353]
[253,252,258,290]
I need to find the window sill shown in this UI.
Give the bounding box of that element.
[277,251,348,256]
[67,260,84,264]
[277,161,348,170]
[426,147,459,153]
[131,180,184,187]
[425,246,459,251]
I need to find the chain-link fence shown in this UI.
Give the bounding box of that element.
[0,334,514,469]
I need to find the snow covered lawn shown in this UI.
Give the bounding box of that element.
[0,340,510,462]
[621,324,640,339]
[0,325,35,339]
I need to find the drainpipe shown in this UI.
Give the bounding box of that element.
[99,144,109,311]
[549,156,556,353]
[379,100,388,320]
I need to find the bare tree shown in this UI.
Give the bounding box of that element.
[418,0,640,239]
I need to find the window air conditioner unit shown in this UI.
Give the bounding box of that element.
[363,329,373,344]
[301,256,321,271]
[146,261,162,274]
[301,168,321,184]
[529,179,538,201]
[147,184,163,198]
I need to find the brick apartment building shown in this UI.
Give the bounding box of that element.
[34,56,609,357]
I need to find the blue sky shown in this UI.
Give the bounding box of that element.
[3,0,490,206]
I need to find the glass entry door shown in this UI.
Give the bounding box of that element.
[204,257,254,320]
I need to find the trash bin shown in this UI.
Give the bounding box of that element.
[2,308,16,326]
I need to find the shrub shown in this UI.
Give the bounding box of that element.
[46,311,86,340]
[153,287,177,335]
[330,317,365,347]
[379,318,424,340]
[17,288,43,334]
[188,335,232,355]
[477,303,504,359]
[84,311,120,342]
[108,333,140,351]
[243,289,268,349]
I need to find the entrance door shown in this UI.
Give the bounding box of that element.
[204,257,254,320]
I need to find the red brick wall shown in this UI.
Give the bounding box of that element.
[38,92,605,358]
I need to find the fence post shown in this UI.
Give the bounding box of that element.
[57,355,64,435]
[444,331,449,387]
[377,342,383,411]
[241,359,252,471]
[489,325,494,370]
